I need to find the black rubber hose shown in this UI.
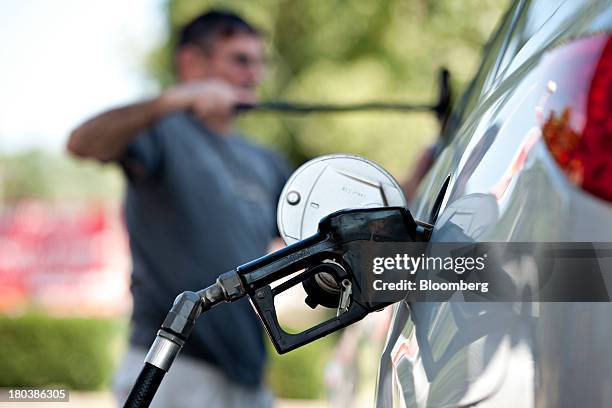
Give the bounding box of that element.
[123,363,166,408]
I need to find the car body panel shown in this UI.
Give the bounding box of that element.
[376,0,612,406]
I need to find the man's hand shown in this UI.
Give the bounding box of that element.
[164,80,256,128]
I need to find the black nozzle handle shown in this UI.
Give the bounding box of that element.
[237,231,333,290]
[251,283,371,354]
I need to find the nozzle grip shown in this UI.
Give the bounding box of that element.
[240,207,431,353]
[249,284,370,354]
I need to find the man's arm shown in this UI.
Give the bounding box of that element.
[67,80,255,162]
[67,96,173,162]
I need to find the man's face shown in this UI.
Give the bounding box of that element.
[180,33,266,99]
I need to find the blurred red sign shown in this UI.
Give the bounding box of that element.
[0,201,129,316]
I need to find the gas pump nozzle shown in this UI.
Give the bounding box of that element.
[124,207,430,408]
[123,154,432,408]
[236,206,431,353]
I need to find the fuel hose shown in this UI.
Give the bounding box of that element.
[122,363,165,408]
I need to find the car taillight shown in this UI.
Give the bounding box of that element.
[540,33,612,202]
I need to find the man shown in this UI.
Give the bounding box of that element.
[68,10,289,407]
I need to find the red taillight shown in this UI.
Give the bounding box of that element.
[541,34,612,202]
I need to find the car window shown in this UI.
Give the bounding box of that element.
[440,0,524,145]
[492,0,566,83]
[498,0,612,83]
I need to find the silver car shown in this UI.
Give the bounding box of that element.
[376,1,612,407]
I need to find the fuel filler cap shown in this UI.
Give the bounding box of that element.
[277,154,408,245]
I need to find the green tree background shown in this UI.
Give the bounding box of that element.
[0,0,508,202]
[150,0,508,175]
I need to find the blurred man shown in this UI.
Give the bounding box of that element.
[68,10,289,408]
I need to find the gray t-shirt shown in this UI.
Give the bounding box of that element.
[120,112,290,387]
